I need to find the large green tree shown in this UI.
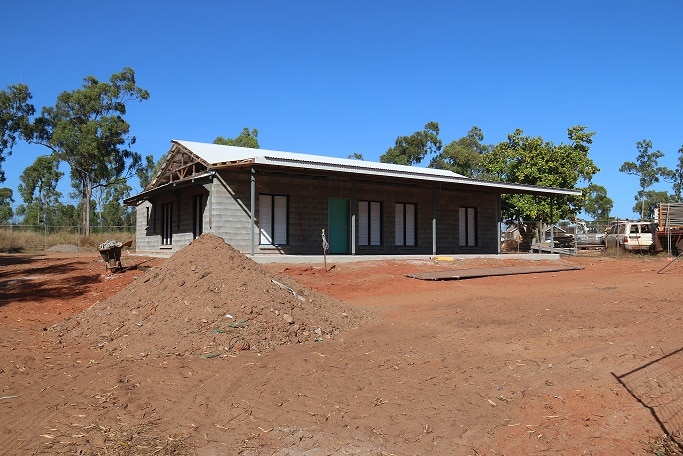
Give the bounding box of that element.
[429,126,489,177]
[0,84,35,183]
[634,190,674,220]
[30,67,149,235]
[380,121,442,165]
[0,187,14,223]
[214,127,260,148]
[582,183,613,222]
[53,203,80,227]
[17,155,63,224]
[670,145,683,203]
[619,139,673,219]
[96,181,134,228]
[482,126,599,248]
[92,177,132,228]
[136,154,164,190]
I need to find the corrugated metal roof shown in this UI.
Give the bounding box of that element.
[172,140,581,197]
[174,140,467,178]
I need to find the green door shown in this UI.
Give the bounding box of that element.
[328,198,349,254]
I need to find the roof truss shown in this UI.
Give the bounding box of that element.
[148,143,211,189]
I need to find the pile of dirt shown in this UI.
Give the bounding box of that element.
[59,234,367,359]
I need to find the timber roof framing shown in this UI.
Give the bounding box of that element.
[149,142,211,188]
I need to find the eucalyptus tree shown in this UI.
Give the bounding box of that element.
[429,126,489,177]
[0,187,13,223]
[214,127,260,148]
[380,121,442,165]
[17,155,63,224]
[136,154,164,190]
[633,190,674,220]
[91,177,133,228]
[582,183,613,222]
[670,145,683,202]
[30,67,149,235]
[0,84,35,183]
[98,181,133,227]
[619,139,673,219]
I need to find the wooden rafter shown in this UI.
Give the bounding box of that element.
[148,143,210,189]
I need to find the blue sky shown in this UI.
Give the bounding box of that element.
[2,1,682,219]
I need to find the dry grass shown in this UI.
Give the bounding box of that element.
[648,433,683,456]
[100,423,188,456]
[0,228,135,253]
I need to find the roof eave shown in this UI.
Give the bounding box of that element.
[124,171,215,206]
[252,156,581,197]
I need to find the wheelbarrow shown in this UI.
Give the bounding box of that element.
[98,240,133,272]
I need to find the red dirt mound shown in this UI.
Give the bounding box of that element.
[59,233,367,359]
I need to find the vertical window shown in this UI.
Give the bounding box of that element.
[192,195,203,239]
[395,203,416,246]
[459,207,477,247]
[259,194,288,245]
[161,202,173,245]
[359,200,382,246]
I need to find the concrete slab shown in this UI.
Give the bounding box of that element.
[406,264,583,281]
[248,253,562,264]
[133,251,566,264]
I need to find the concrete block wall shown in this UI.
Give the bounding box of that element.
[254,172,342,254]
[434,189,499,253]
[208,172,254,252]
[134,201,158,252]
[132,168,502,256]
[253,172,501,255]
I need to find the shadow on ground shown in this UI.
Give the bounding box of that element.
[614,347,683,452]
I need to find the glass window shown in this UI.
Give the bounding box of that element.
[395,203,416,246]
[161,202,173,245]
[359,200,382,246]
[459,207,477,247]
[193,195,203,239]
[259,194,288,245]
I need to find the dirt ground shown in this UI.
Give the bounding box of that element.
[1,235,683,455]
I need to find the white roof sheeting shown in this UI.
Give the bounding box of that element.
[172,140,581,197]
[174,140,466,178]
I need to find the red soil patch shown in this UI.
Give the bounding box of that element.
[1,238,683,455]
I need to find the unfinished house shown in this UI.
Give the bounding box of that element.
[124,140,580,256]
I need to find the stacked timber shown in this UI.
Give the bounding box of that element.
[656,203,683,230]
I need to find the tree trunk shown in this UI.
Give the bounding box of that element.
[82,179,92,236]
[517,222,538,252]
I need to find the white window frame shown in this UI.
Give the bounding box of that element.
[459,206,477,247]
[359,200,382,246]
[395,202,416,246]
[259,194,288,245]
[192,194,203,239]
[161,202,173,245]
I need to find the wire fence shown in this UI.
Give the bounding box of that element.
[614,347,683,450]
[0,224,136,252]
